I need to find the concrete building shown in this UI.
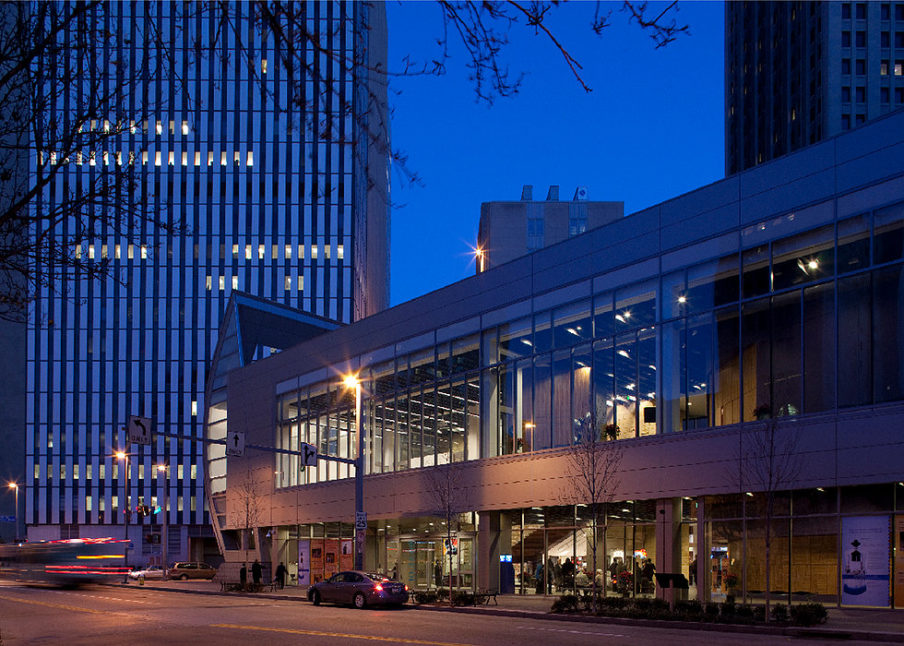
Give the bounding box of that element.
[205,110,904,607]
[726,1,904,175]
[15,1,390,562]
[476,185,623,272]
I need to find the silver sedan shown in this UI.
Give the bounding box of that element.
[307,571,409,608]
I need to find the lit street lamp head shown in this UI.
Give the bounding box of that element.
[343,374,360,389]
[115,451,127,460]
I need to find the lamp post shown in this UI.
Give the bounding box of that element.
[7,482,18,541]
[115,450,131,580]
[156,464,168,578]
[343,374,365,571]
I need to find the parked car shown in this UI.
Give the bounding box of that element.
[128,565,165,580]
[170,562,217,580]
[307,571,409,608]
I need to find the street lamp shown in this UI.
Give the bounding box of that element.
[7,482,18,541]
[156,464,168,578]
[523,422,535,453]
[343,373,365,571]
[115,450,132,580]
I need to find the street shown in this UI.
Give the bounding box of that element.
[0,582,874,646]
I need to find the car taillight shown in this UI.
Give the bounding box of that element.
[404,584,409,591]
[374,583,383,592]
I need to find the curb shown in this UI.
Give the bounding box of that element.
[106,583,904,643]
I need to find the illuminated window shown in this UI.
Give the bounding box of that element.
[99,464,104,479]
[128,244,134,260]
[896,61,903,76]
[231,276,238,290]
[234,151,241,165]
[232,244,239,257]
[247,151,254,166]
[177,465,183,479]
[218,276,225,290]
[169,120,174,135]
[190,495,196,512]
[284,276,292,290]
[88,244,95,259]
[114,244,121,259]
[181,152,188,166]
[337,244,344,260]
[178,497,184,512]
[205,276,212,290]
[75,244,82,259]
[130,120,137,134]
[86,464,92,480]
[194,151,200,166]
[285,244,292,259]
[191,465,197,480]
[221,152,227,166]
[182,120,189,135]
[324,245,331,259]
[115,152,122,166]
[138,464,144,480]
[258,244,265,260]
[86,495,92,511]
[298,276,304,291]
[102,151,109,166]
[156,120,163,135]
[272,244,278,259]
[76,151,83,165]
[128,151,135,165]
[140,244,148,259]
[113,495,118,510]
[103,119,110,133]
[155,151,161,166]
[298,245,305,259]
[191,401,198,416]
[168,151,174,166]
[101,245,108,259]
[261,59,268,74]
[208,152,214,166]
[33,464,39,479]
[245,245,252,259]
[141,151,148,165]
[311,245,318,259]
[73,464,79,480]
[89,151,96,166]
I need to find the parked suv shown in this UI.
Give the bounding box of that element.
[170,562,217,580]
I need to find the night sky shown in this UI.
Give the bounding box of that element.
[387,1,725,306]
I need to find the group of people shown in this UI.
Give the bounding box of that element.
[238,559,289,589]
[532,555,657,595]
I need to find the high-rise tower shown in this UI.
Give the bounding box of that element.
[14,1,389,559]
[725,1,904,175]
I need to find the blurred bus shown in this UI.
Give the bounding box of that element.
[0,538,129,586]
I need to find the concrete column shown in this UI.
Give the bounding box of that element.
[697,497,711,603]
[655,498,682,604]
[477,511,510,591]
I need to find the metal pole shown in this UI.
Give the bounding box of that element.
[159,466,168,578]
[354,382,364,571]
[120,450,131,582]
[13,485,18,541]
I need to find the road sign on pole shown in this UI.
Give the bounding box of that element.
[299,442,318,467]
[226,432,245,457]
[355,511,367,531]
[128,416,152,445]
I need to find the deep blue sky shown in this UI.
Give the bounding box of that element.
[386,1,725,306]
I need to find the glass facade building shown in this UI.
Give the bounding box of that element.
[209,110,904,604]
[23,1,389,558]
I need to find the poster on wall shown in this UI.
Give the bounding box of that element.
[324,538,340,579]
[297,540,311,586]
[340,539,354,570]
[310,542,324,584]
[841,515,890,607]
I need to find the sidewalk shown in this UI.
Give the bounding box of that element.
[117,579,904,642]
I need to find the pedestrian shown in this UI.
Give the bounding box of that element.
[433,561,442,587]
[275,561,287,589]
[239,563,247,589]
[251,559,262,587]
[534,561,544,595]
[391,563,398,580]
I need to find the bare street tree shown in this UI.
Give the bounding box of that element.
[231,467,264,569]
[741,417,801,621]
[426,461,470,605]
[562,411,622,612]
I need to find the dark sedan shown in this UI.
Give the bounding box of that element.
[307,571,409,608]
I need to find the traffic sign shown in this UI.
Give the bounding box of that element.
[355,511,367,531]
[128,416,152,446]
[226,432,245,457]
[299,442,318,467]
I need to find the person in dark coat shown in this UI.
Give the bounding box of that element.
[275,562,287,589]
[251,559,262,586]
[239,564,247,588]
[434,561,443,587]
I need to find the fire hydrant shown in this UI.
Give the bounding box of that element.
[139,574,145,586]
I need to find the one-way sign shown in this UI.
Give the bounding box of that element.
[299,442,317,467]
[128,416,152,446]
[226,432,245,457]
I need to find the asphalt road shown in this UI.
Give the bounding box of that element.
[0,582,873,646]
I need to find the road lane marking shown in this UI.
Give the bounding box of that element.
[0,593,107,615]
[211,623,476,646]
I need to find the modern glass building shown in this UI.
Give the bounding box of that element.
[209,111,904,606]
[21,1,389,561]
